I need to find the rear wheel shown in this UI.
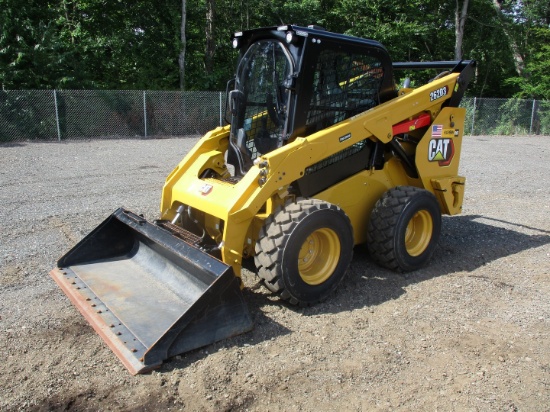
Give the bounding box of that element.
[367,186,441,272]
[255,198,354,306]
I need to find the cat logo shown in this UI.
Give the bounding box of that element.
[428,138,454,166]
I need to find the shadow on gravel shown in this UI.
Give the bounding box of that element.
[0,142,27,147]
[158,301,292,375]
[248,213,550,316]
[37,214,549,384]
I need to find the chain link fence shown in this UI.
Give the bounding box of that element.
[0,90,226,142]
[462,97,550,136]
[1,90,548,142]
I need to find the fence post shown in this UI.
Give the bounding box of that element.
[219,92,223,127]
[143,91,148,137]
[470,97,477,136]
[529,99,536,135]
[53,90,61,141]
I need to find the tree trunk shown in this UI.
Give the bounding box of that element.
[178,0,187,90]
[241,0,250,30]
[454,0,469,60]
[205,0,216,75]
[492,0,525,75]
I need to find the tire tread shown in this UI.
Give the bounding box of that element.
[254,198,351,306]
[367,186,440,272]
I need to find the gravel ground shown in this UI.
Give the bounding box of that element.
[1,135,549,411]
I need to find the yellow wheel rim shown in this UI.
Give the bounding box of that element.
[405,210,433,256]
[298,228,340,285]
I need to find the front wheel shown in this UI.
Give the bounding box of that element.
[254,199,354,306]
[367,187,441,272]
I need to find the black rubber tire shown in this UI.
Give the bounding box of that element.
[367,186,441,272]
[254,198,354,306]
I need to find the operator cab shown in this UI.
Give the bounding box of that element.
[227,25,396,177]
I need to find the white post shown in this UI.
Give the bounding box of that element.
[219,91,223,126]
[529,99,536,135]
[470,97,477,136]
[53,90,61,141]
[143,91,148,137]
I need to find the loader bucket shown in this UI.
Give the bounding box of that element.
[50,208,253,375]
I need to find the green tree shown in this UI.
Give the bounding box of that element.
[498,0,550,99]
[1,0,547,98]
[0,0,182,90]
[505,27,550,99]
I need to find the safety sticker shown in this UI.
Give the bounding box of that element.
[199,183,213,195]
[441,128,459,138]
[428,138,454,166]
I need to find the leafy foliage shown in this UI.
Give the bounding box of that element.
[0,0,548,98]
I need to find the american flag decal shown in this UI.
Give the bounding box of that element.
[432,124,443,137]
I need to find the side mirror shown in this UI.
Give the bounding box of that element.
[224,78,236,124]
[229,90,244,116]
[283,73,297,90]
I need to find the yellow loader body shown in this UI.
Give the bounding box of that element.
[160,82,467,278]
[51,25,475,373]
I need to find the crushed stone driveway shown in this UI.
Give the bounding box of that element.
[0,135,549,411]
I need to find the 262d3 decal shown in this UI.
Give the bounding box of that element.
[430,86,448,102]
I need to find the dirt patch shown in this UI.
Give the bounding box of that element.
[1,265,25,286]
[1,136,549,411]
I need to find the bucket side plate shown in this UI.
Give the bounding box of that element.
[50,208,253,374]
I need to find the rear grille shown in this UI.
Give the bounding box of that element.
[157,221,202,245]
[204,176,241,186]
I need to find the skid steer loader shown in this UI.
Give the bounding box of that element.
[50,25,475,374]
